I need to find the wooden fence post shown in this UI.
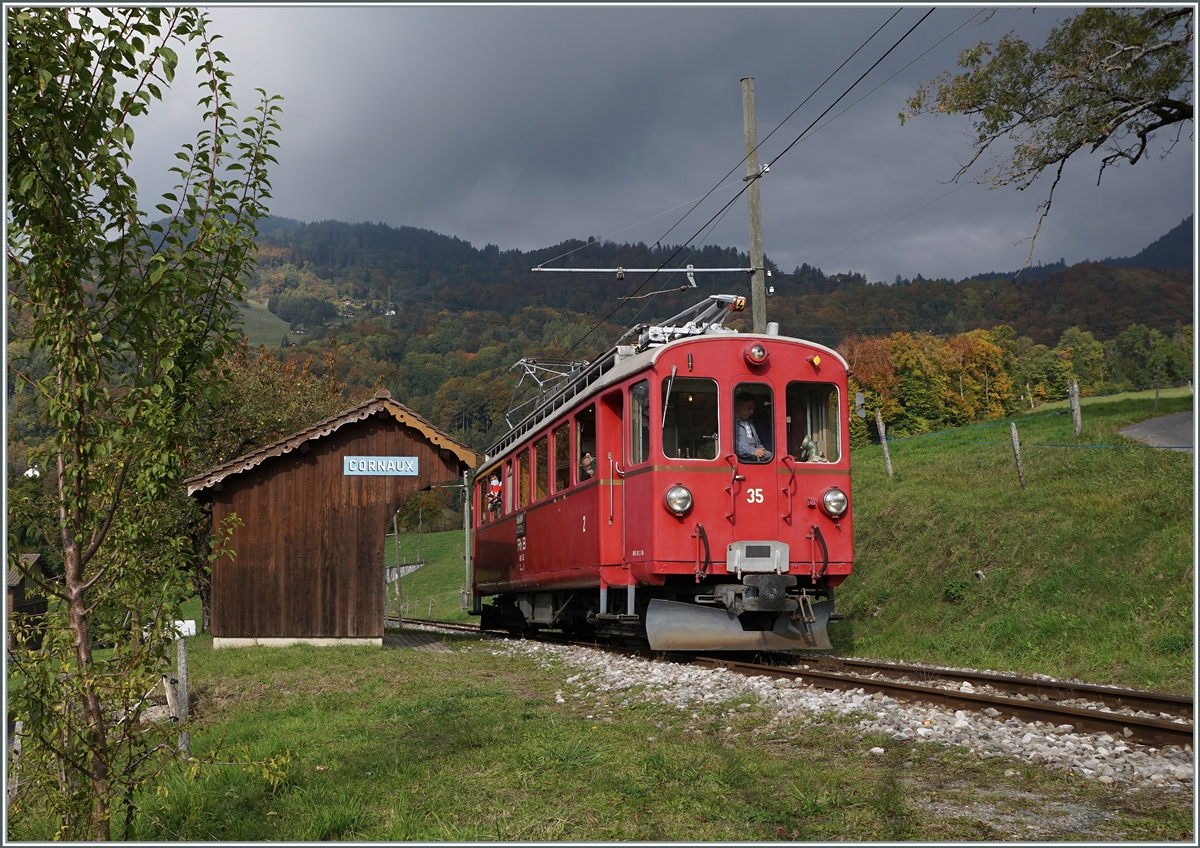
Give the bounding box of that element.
[1069,379,1082,437]
[1154,365,1161,412]
[177,636,190,756]
[1010,422,1027,490]
[875,407,894,479]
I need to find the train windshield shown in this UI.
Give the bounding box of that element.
[661,377,718,459]
[732,384,774,463]
[785,382,840,462]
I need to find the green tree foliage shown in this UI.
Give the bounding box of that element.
[903,8,1193,252]
[6,8,280,838]
[840,323,1191,439]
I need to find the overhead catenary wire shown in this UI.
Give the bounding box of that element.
[561,7,907,331]
[566,8,936,355]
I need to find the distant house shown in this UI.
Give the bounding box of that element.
[186,390,477,647]
[8,554,52,650]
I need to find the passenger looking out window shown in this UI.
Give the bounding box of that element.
[576,405,596,481]
[486,472,502,515]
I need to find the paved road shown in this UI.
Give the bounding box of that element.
[1119,410,1193,452]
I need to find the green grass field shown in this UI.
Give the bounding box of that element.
[236,300,293,349]
[835,388,1193,692]
[12,633,1180,841]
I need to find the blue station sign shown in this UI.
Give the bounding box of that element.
[343,456,419,476]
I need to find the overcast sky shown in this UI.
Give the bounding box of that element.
[129,5,1196,284]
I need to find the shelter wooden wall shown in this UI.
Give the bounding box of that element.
[209,410,465,639]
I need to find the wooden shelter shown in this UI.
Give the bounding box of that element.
[8,553,51,650]
[186,390,476,648]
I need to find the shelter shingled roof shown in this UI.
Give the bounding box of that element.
[185,391,477,498]
[10,554,42,587]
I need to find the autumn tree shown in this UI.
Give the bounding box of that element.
[904,8,1194,258]
[6,8,280,838]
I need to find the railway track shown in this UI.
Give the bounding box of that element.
[390,617,1193,748]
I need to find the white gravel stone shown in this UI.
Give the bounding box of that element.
[487,642,1193,795]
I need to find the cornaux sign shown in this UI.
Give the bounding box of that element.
[343,456,419,476]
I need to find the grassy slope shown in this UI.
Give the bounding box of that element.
[384,529,474,624]
[236,300,292,349]
[834,388,1193,693]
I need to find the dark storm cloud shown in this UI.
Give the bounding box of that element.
[128,5,1194,283]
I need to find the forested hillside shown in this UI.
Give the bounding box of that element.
[225,217,1193,451]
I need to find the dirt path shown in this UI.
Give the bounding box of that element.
[1119,410,1193,452]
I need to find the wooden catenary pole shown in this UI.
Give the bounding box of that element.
[875,407,894,479]
[1010,422,1027,490]
[741,77,767,334]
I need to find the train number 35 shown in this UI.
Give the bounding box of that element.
[746,488,764,504]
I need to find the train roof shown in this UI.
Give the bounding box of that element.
[479,327,848,473]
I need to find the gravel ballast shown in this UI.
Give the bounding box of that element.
[489,641,1194,792]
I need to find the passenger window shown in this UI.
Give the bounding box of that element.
[661,377,718,459]
[732,384,774,463]
[576,405,596,482]
[553,422,570,492]
[534,436,549,500]
[786,383,840,462]
[629,380,650,465]
[517,451,530,508]
[483,470,503,522]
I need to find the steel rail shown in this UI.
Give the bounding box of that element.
[690,657,1194,749]
[793,656,1193,720]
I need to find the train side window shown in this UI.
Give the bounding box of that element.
[629,379,650,465]
[785,382,840,462]
[517,450,530,508]
[576,404,596,481]
[505,460,514,513]
[732,383,774,463]
[553,421,571,492]
[534,436,550,500]
[661,377,719,459]
[483,470,502,522]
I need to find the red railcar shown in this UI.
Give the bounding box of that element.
[470,295,852,651]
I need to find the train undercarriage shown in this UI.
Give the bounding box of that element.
[478,574,838,652]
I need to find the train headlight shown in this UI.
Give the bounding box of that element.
[821,487,848,518]
[664,485,693,516]
[744,342,769,366]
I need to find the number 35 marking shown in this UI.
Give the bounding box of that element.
[746,488,764,504]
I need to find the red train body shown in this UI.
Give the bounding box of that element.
[470,296,852,651]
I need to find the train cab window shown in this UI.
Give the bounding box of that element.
[732,383,774,463]
[785,382,840,462]
[576,404,596,482]
[517,450,530,508]
[553,422,570,492]
[630,380,651,465]
[505,460,514,513]
[661,377,718,459]
[534,436,550,500]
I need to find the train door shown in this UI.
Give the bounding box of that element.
[623,379,654,565]
[729,382,778,536]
